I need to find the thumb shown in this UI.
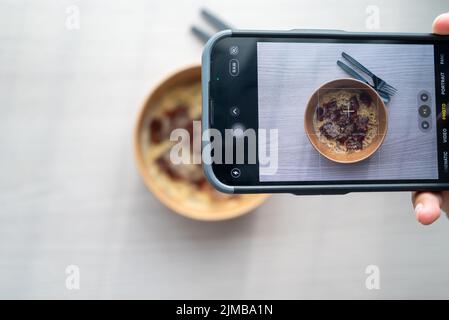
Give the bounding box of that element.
[432,12,449,35]
[412,192,442,225]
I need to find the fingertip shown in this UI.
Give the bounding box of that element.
[432,12,449,35]
[414,193,442,225]
[416,205,440,225]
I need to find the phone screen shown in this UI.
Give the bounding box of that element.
[208,34,449,187]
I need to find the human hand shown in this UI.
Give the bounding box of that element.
[412,12,449,225]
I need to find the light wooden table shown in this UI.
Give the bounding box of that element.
[0,0,448,299]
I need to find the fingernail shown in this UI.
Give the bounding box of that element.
[415,203,424,217]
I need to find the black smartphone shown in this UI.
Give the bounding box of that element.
[201,29,449,194]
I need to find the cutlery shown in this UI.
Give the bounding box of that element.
[342,52,397,95]
[337,60,391,104]
[191,8,233,43]
[191,26,211,43]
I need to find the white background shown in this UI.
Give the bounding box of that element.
[1,0,449,299]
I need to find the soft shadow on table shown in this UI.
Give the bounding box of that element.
[105,182,269,298]
[135,185,264,241]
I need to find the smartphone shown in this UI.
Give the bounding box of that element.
[201,29,449,194]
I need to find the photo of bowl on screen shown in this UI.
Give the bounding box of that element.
[134,65,269,221]
[304,78,388,164]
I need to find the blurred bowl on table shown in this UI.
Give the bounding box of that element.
[134,65,269,221]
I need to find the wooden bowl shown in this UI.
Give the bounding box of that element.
[134,65,269,221]
[304,78,388,163]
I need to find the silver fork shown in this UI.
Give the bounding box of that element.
[337,60,391,104]
[191,8,233,43]
[342,52,397,96]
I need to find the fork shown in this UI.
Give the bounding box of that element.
[191,8,233,43]
[342,52,397,96]
[337,60,391,104]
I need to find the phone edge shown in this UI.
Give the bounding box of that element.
[202,29,235,194]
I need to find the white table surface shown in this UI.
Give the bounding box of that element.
[1,0,449,299]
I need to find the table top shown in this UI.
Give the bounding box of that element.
[1,0,449,299]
